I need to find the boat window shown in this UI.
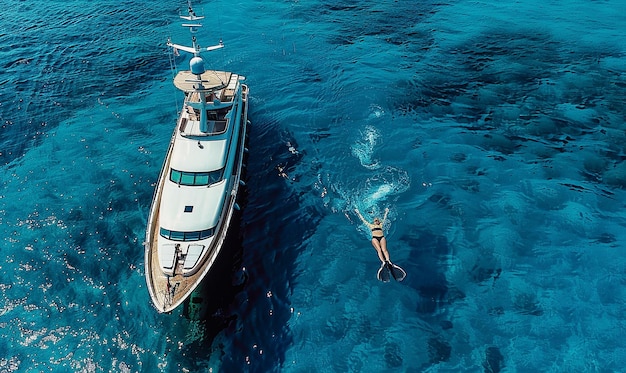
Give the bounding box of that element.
[206,118,228,133]
[171,170,182,183]
[170,230,185,241]
[209,168,224,184]
[200,228,215,239]
[195,174,209,185]
[160,227,216,242]
[184,231,200,241]
[170,168,224,186]
[181,173,195,185]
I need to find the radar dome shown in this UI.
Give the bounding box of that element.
[190,56,205,75]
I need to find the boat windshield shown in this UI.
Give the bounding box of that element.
[170,168,224,186]
[160,227,216,241]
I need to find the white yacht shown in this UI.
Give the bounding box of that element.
[145,2,249,313]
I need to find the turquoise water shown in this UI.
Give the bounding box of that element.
[2,0,626,371]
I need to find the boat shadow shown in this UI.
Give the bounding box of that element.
[175,201,248,364]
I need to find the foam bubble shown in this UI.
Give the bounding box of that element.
[367,104,385,120]
[351,126,381,170]
[355,166,411,214]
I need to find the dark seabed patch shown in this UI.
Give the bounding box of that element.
[400,230,463,314]
[483,346,505,373]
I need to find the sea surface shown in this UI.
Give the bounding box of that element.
[1,0,626,372]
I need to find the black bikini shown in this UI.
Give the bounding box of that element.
[371,227,384,242]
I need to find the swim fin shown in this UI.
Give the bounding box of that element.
[388,262,406,282]
[377,262,391,282]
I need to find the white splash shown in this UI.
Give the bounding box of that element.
[351,125,381,170]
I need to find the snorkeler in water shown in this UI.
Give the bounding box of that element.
[354,208,390,264]
[354,208,406,282]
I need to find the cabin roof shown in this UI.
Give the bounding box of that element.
[173,70,232,92]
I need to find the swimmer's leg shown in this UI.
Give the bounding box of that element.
[380,237,391,262]
[371,238,386,263]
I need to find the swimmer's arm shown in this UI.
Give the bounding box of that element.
[382,208,389,225]
[354,209,370,226]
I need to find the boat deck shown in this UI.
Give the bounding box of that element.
[146,187,236,312]
[173,70,232,93]
[146,206,199,311]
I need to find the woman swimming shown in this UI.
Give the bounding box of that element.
[354,207,391,264]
